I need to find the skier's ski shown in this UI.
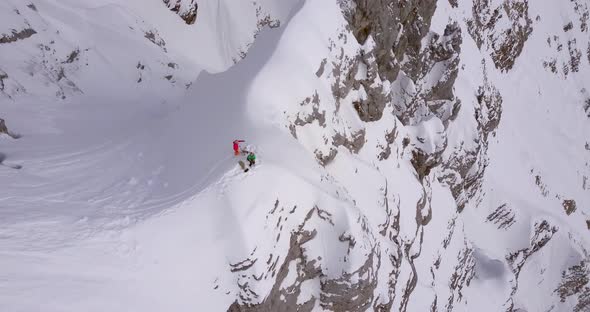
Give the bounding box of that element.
[238,160,247,172]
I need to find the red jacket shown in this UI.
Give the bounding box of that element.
[233,140,244,152]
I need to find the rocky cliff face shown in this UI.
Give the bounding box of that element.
[224,0,590,311]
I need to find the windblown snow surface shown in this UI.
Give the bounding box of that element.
[1,0,589,311]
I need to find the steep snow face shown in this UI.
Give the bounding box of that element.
[0,0,298,102]
[1,0,590,312]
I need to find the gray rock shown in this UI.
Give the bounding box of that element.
[0,28,37,44]
[162,0,198,25]
[467,0,533,72]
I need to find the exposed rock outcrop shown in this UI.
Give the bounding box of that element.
[467,0,533,72]
[0,28,36,44]
[144,30,167,52]
[0,70,8,93]
[0,118,19,139]
[504,220,559,309]
[555,259,590,312]
[439,60,503,212]
[486,204,516,230]
[162,0,198,25]
[226,206,380,311]
[562,199,577,215]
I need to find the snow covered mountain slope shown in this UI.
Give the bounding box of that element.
[0,0,296,102]
[1,0,589,311]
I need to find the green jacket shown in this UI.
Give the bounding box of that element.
[247,153,256,161]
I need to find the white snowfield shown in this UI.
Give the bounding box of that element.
[1,0,589,311]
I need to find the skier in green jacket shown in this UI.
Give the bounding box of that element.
[247,152,256,167]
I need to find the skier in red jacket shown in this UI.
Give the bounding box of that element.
[233,140,245,156]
